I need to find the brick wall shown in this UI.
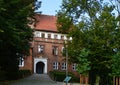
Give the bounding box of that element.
[19,48,33,72]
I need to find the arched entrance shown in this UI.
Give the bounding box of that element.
[36,62,45,74]
[34,58,47,74]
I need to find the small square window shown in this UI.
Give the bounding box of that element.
[54,35,58,39]
[48,34,51,39]
[61,35,64,40]
[35,32,40,37]
[41,33,45,38]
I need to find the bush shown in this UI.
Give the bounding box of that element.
[18,69,31,79]
[0,71,7,81]
[49,70,79,83]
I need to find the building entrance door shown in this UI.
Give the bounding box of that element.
[34,58,47,74]
[36,62,44,74]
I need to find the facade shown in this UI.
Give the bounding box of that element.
[19,14,78,76]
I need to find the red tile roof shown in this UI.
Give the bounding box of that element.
[34,14,58,32]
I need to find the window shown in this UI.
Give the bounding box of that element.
[72,64,77,71]
[52,46,58,56]
[19,57,24,67]
[61,35,64,40]
[38,45,44,53]
[54,34,58,39]
[35,31,40,37]
[48,34,51,39]
[53,62,58,70]
[41,33,45,38]
[62,62,66,70]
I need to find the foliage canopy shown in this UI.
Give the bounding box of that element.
[0,0,34,80]
[57,0,120,85]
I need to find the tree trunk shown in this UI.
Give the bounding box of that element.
[99,75,113,85]
[89,70,96,85]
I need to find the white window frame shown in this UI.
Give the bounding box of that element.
[62,62,66,70]
[72,63,77,71]
[53,62,58,70]
[48,34,51,39]
[54,34,58,39]
[38,45,44,53]
[52,46,58,56]
[19,57,24,67]
[41,33,45,38]
[35,31,40,37]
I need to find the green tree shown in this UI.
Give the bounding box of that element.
[57,0,120,85]
[76,48,90,75]
[0,0,34,80]
[112,52,120,76]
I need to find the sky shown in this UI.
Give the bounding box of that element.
[38,0,62,15]
[36,0,118,16]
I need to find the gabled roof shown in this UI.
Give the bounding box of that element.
[34,14,58,32]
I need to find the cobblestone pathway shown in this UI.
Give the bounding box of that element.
[10,74,63,85]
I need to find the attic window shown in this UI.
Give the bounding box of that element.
[48,34,51,39]
[61,35,64,40]
[54,34,58,39]
[41,33,45,38]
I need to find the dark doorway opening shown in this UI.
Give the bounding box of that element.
[36,62,44,74]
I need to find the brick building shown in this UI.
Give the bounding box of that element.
[19,14,78,76]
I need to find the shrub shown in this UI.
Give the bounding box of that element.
[0,71,7,81]
[49,70,79,83]
[18,69,31,79]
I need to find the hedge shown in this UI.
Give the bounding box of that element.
[49,70,79,83]
[0,71,7,81]
[18,69,31,79]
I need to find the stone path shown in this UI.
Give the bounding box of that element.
[10,74,80,85]
[10,74,63,85]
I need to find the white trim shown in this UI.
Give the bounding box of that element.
[34,31,68,40]
[34,58,47,74]
[53,62,58,70]
[62,62,66,70]
[19,57,24,67]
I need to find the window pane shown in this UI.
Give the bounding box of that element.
[62,62,66,70]
[54,35,58,39]
[38,45,44,53]
[72,64,77,71]
[48,34,51,39]
[53,62,58,70]
[52,46,58,56]
[19,57,24,67]
[41,33,45,38]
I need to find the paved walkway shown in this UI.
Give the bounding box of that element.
[10,74,62,85]
[10,74,80,85]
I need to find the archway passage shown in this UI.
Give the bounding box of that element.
[36,62,45,74]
